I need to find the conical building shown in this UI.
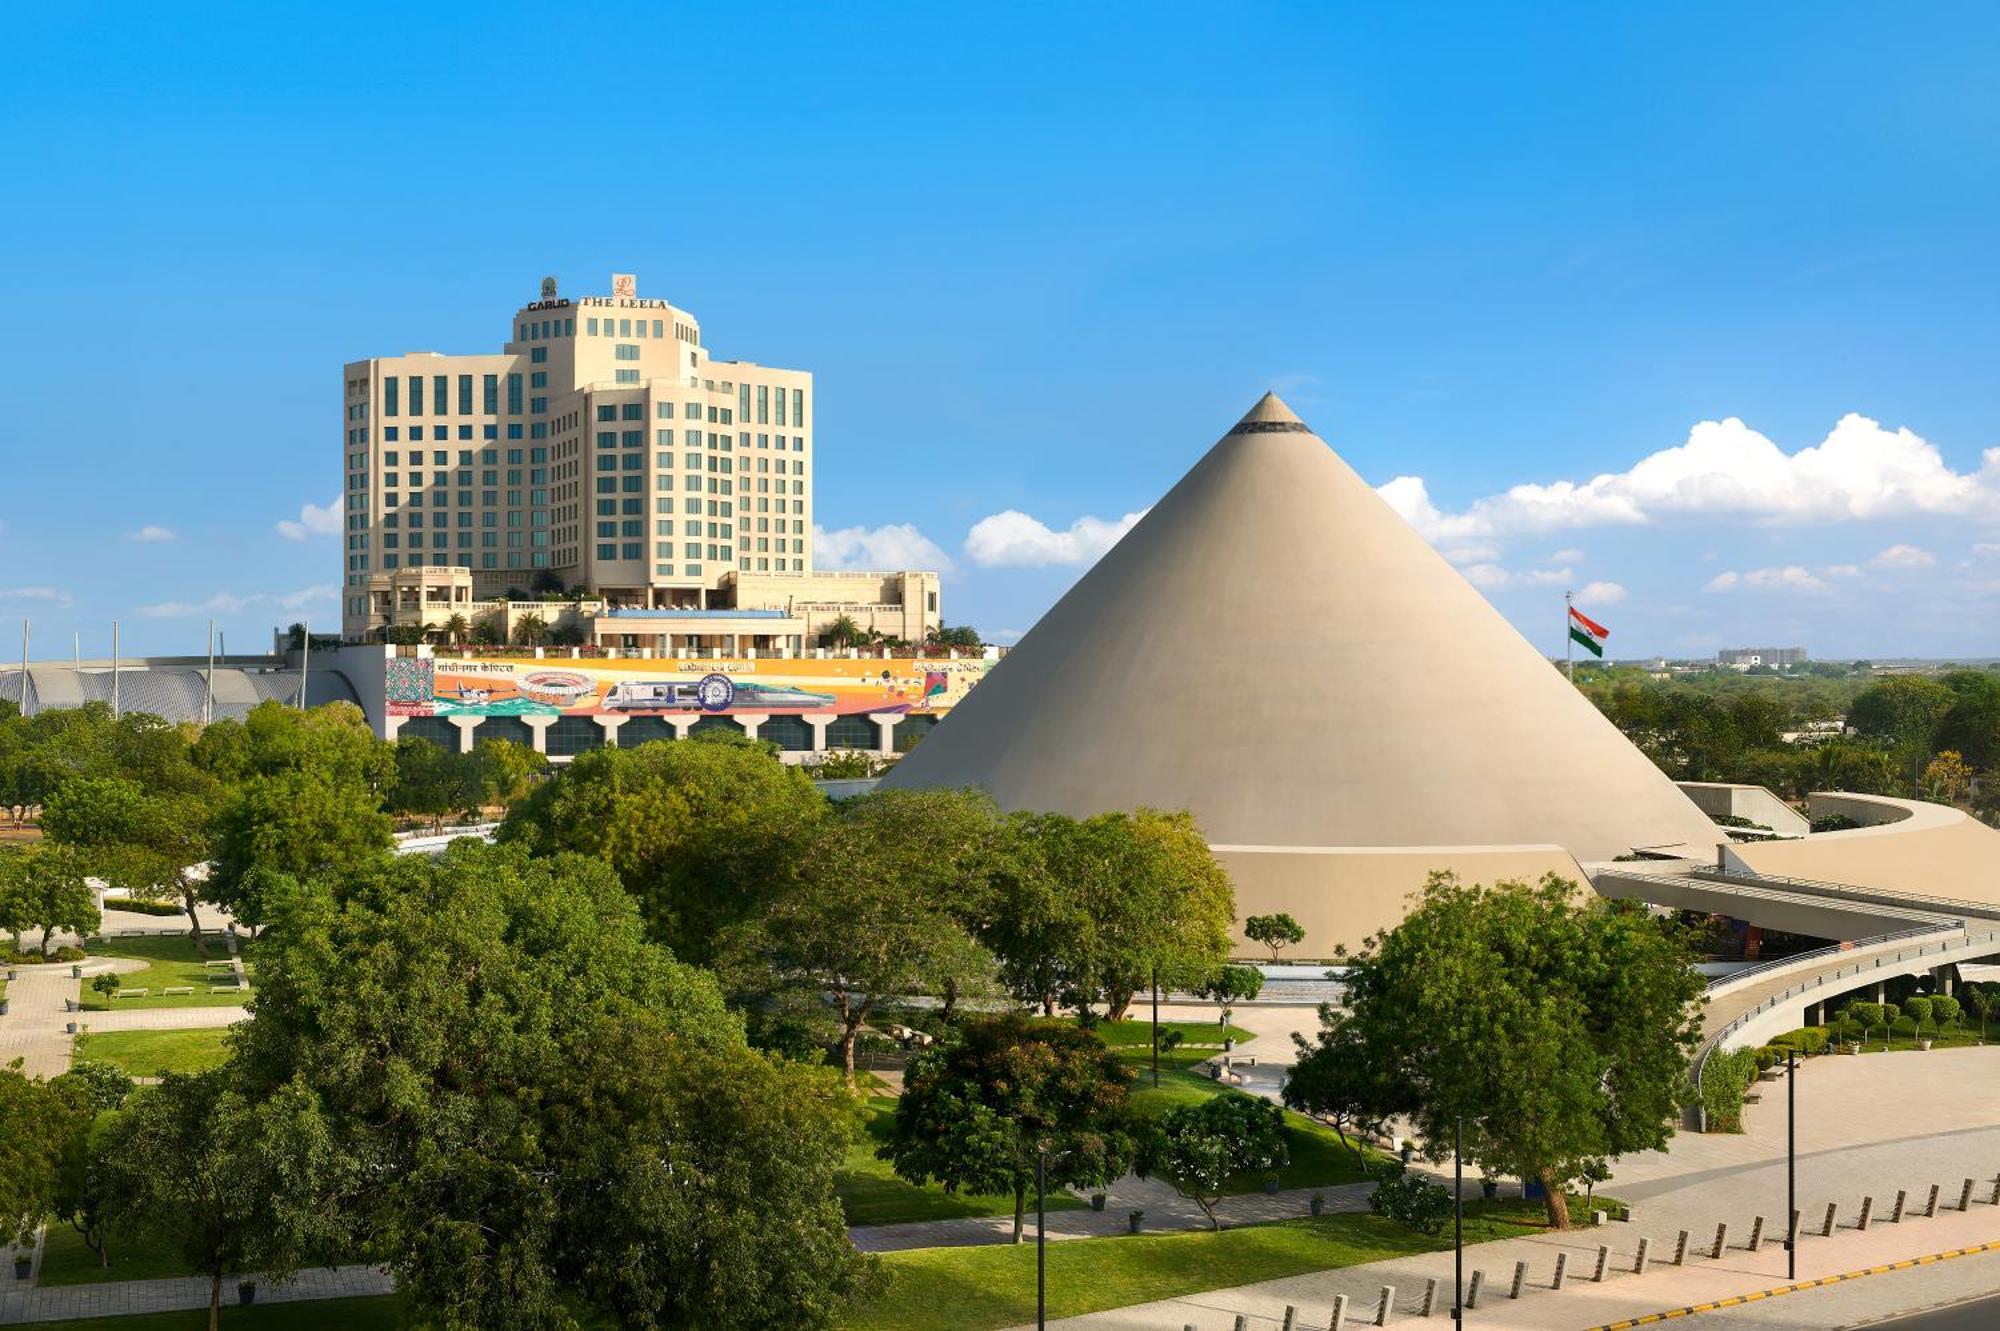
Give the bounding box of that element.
[883,393,1721,948]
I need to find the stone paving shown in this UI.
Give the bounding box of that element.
[0,966,78,1078]
[1004,1046,2000,1330]
[0,1263,393,1324]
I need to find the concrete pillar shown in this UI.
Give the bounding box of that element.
[1990,1176,2000,1206]
[1511,1259,1529,1295]
[1373,1286,1394,1326]
[1926,1184,1940,1217]
[735,713,769,742]
[1711,1223,1727,1259]
[1672,1231,1688,1266]
[1419,1279,1438,1317]
[522,715,554,755]
[449,715,480,754]
[1466,1270,1483,1308]
[1594,1245,1611,1280]
[1748,1216,1765,1251]
[667,715,698,740]
[1858,1197,1873,1231]
[872,711,899,756]
[383,714,407,742]
[1553,1252,1569,1288]
[596,716,625,749]
[1893,1190,1907,1223]
[1937,966,1955,996]
[1876,980,1887,1003]
[1960,1178,1977,1211]
[1633,1238,1650,1274]
[1822,1202,1837,1236]
[1233,1317,1248,1331]
[805,713,833,753]
[1330,1295,1347,1331]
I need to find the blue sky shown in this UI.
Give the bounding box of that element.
[6,3,2000,659]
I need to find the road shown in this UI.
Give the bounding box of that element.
[1867,1293,2000,1328]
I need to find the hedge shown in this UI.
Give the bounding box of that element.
[102,896,184,917]
[1701,1048,1761,1132]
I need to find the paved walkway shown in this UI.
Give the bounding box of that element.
[0,1263,392,1324]
[0,966,78,1078]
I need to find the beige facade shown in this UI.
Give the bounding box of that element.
[341,274,819,638]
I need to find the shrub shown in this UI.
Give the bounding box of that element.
[1368,1164,1456,1235]
[3,946,85,964]
[1752,1045,1781,1071]
[1891,1016,1918,1038]
[1767,1027,1827,1056]
[1902,996,1934,1030]
[1700,1048,1760,1132]
[1811,814,1863,833]
[101,896,184,917]
[1930,994,1962,1031]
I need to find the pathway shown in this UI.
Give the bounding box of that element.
[0,966,78,1079]
[0,1263,393,1325]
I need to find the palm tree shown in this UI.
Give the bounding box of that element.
[513,613,549,646]
[440,613,470,646]
[824,614,862,649]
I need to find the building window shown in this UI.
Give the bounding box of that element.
[383,377,399,416]
[457,375,473,414]
[615,344,639,361]
[531,346,548,364]
[506,374,523,414]
[483,374,499,414]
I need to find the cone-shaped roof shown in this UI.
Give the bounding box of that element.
[885,394,1718,860]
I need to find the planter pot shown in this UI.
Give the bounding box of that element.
[1399,1147,1415,1165]
[1481,1180,1499,1201]
[0,999,8,1017]
[1090,1193,1106,1212]
[65,1022,77,1034]
[65,999,77,1013]
[1310,1196,1325,1216]
[238,1281,257,1305]
[1920,1039,1934,1051]
[1128,1212,1144,1234]
[1223,1038,1236,1052]
[14,1257,31,1279]
[1263,1178,1280,1195]
[70,964,82,979]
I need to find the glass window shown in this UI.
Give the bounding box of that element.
[739,384,751,420]
[587,318,598,335]
[656,402,674,419]
[457,375,473,414]
[506,374,522,414]
[483,374,498,414]
[433,376,448,415]
[530,371,547,388]
[408,375,425,415]
[531,346,548,364]
[615,344,639,362]
[383,377,399,416]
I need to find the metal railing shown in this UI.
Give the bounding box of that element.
[1690,865,2000,920]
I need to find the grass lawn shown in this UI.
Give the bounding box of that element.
[838,1097,1086,1227]
[839,1200,1573,1331]
[1087,1016,1259,1071]
[1130,1069,1385,1194]
[82,935,254,1012]
[37,1222,197,1287]
[7,1297,409,1330]
[75,1027,236,1078]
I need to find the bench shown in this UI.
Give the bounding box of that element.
[204,960,235,970]
[115,988,150,999]
[209,984,242,994]
[161,986,194,996]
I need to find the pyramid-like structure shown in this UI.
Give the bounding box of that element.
[886,394,1718,864]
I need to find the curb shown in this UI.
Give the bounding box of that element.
[1584,1240,2000,1330]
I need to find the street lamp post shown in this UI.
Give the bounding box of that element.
[1453,1116,1464,1323]
[1036,1147,1048,1331]
[1151,966,1161,1089]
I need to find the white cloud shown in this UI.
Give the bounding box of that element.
[0,586,74,607]
[813,522,953,572]
[1545,548,1584,564]
[128,525,176,543]
[1380,414,2000,542]
[1460,563,1573,590]
[1575,580,1628,607]
[1704,565,1829,594]
[138,585,335,619]
[964,509,1147,568]
[276,496,341,541]
[1868,543,1935,570]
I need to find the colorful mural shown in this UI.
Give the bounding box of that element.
[385,655,990,719]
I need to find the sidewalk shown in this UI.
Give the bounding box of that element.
[0,1264,392,1324]
[0,966,79,1078]
[852,1179,1376,1253]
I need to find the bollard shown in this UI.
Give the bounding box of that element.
[1466,1270,1483,1310]
[1748,1215,1765,1252]
[1282,1309,1297,1331]
[1817,1202,1834,1237]
[1373,1285,1394,1327]
[1672,1230,1688,1266]
[1552,1251,1569,1290]
[1594,1244,1610,1281]
[1234,1318,1249,1331]
[1511,1259,1529,1297]
[1960,1179,1977,1212]
[1331,1294,1348,1331]
[1990,1175,2000,1206]
[1419,1278,1438,1318]
[1633,1237,1650,1275]
[1788,1209,1800,1251]
[1926,1184,1940,1218]
[1858,1196,1873,1232]
[1892,1190,1907,1223]
[1712,1223,1728,1259]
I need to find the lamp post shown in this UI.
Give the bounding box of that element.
[1036,1146,1048,1331]
[1151,965,1161,1089]
[1453,1116,1464,1323]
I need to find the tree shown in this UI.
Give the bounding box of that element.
[1924,751,1974,805]
[1934,671,2000,771]
[1140,1092,1288,1230]
[733,791,998,1082]
[468,738,545,810]
[228,841,872,1330]
[823,614,863,648]
[208,769,394,927]
[0,842,99,957]
[500,739,826,964]
[1338,873,1704,1229]
[1283,1007,1401,1164]
[1967,986,1996,1040]
[512,613,549,646]
[0,1064,81,1249]
[1193,964,1263,1031]
[387,735,471,833]
[883,1015,1139,1243]
[96,1071,338,1331]
[43,776,216,954]
[1244,912,1305,963]
[438,613,470,646]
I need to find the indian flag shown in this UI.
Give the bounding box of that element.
[1569,606,1608,658]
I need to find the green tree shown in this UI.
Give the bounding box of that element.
[0,1064,82,1248]
[1140,1093,1288,1230]
[438,612,470,646]
[468,738,546,810]
[883,1015,1139,1243]
[229,841,870,1331]
[1848,675,1955,784]
[500,739,826,964]
[733,791,999,1082]
[0,842,99,957]
[43,776,216,954]
[1339,873,1704,1229]
[1244,912,1305,962]
[1934,671,2000,771]
[387,735,471,833]
[512,613,549,646]
[823,614,862,648]
[208,769,394,927]
[1283,1007,1401,1164]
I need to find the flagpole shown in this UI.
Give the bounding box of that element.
[1565,590,1574,683]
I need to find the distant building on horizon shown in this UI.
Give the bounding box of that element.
[1718,646,1807,669]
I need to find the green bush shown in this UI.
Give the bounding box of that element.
[1368,1164,1455,1235]
[1752,1046,1781,1071]
[1767,1027,1828,1056]
[1891,1016,1917,1038]
[101,896,184,917]
[1902,996,1934,1030]
[1701,1048,1760,1132]
[1931,995,1962,1030]
[3,946,85,964]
